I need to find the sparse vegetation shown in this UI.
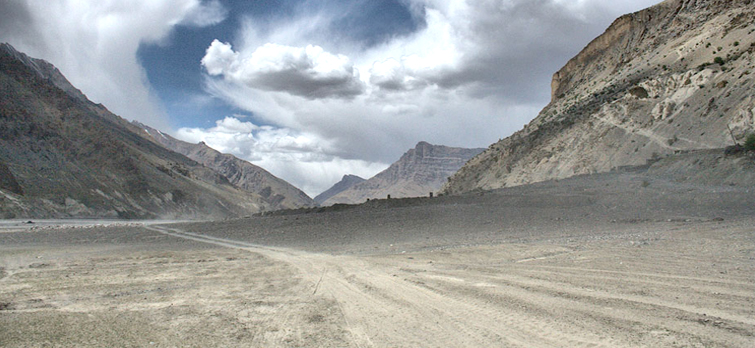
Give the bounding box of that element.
[629,86,649,99]
[667,135,679,146]
[744,133,755,152]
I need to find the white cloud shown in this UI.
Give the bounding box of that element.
[180,0,227,27]
[0,0,228,129]
[175,117,388,196]
[202,40,364,99]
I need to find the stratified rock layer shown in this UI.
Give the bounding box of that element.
[324,142,483,205]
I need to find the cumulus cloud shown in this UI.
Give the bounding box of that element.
[370,58,423,91]
[0,0,228,129]
[176,116,388,196]
[202,40,364,99]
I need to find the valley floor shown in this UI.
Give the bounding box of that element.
[1,170,754,347]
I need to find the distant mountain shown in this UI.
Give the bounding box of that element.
[314,174,365,205]
[0,43,269,219]
[137,123,315,211]
[322,142,484,205]
[443,0,755,195]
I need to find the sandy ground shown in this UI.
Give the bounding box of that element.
[1,170,754,347]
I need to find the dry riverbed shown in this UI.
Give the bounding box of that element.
[2,171,754,347]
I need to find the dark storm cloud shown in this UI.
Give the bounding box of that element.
[383,0,656,104]
[0,1,40,50]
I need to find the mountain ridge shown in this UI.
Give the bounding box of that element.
[323,142,484,205]
[0,43,268,219]
[314,174,366,205]
[443,0,755,195]
[137,122,316,211]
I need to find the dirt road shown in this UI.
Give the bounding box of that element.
[148,221,754,347]
[2,170,754,347]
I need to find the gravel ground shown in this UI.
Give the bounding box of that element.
[1,169,754,347]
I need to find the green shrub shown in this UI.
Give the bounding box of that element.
[714,56,725,65]
[744,134,755,151]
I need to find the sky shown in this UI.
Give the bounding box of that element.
[0,0,662,196]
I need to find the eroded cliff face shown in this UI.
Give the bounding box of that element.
[323,142,483,205]
[443,0,755,195]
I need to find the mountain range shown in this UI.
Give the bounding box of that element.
[321,142,483,206]
[0,42,478,218]
[136,122,315,211]
[2,0,753,218]
[0,43,294,219]
[443,0,755,194]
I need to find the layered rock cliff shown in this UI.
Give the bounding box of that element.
[137,123,315,211]
[323,142,483,205]
[444,0,755,195]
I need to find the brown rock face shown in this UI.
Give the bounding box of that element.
[444,0,755,195]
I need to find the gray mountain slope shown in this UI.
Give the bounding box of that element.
[137,123,315,211]
[314,175,366,205]
[0,43,268,219]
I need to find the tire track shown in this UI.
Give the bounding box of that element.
[145,224,755,347]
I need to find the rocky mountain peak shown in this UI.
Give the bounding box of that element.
[1,43,88,103]
[321,142,483,205]
[314,174,366,205]
[551,0,753,103]
[136,122,315,211]
[342,174,363,181]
